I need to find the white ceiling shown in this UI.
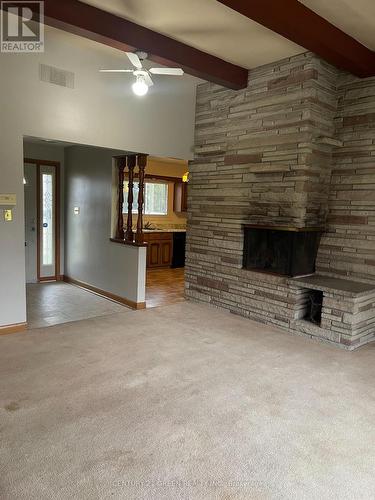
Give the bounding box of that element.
[23,136,75,147]
[82,0,304,69]
[149,156,188,167]
[81,0,375,69]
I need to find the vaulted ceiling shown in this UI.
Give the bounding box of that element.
[81,0,304,69]
[27,0,375,88]
[82,0,375,69]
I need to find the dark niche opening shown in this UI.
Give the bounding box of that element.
[243,226,321,277]
[303,289,323,325]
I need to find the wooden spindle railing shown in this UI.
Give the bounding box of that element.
[113,152,148,246]
[116,157,126,239]
[125,155,136,243]
[135,154,148,244]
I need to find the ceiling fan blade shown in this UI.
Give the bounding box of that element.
[149,67,184,76]
[126,52,143,69]
[143,73,154,87]
[99,69,134,73]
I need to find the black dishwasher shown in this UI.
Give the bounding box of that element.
[171,232,186,268]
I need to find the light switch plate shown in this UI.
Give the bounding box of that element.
[4,209,13,221]
[74,207,80,215]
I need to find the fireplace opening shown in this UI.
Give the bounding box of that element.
[243,226,321,277]
[303,289,323,325]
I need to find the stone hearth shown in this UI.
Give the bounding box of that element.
[290,275,375,348]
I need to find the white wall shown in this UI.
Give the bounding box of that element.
[0,25,198,327]
[65,145,146,304]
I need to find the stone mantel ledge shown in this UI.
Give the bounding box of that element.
[289,274,375,299]
[239,267,288,282]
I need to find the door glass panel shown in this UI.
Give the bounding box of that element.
[42,173,53,266]
[39,165,56,278]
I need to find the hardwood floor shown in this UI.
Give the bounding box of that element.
[146,268,185,308]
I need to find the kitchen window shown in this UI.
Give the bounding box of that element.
[124,181,168,215]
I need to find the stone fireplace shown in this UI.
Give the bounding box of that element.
[243,225,321,277]
[185,51,375,350]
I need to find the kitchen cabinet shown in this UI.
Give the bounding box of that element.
[143,232,173,268]
[174,181,188,213]
[171,232,186,268]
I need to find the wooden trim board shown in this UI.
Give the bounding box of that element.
[10,0,248,89]
[24,158,60,167]
[24,158,61,282]
[217,0,375,78]
[0,322,28,336]
[63,276,146,310]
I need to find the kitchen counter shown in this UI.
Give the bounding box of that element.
[142,229,186,233]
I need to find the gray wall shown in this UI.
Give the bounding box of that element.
[64,146,146,304]
[0,24,197,327]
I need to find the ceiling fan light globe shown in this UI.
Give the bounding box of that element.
[132,78,148,96]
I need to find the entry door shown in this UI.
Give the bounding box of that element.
[38,164,58,279]
[24,163,38,283]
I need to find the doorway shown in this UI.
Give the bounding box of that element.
[24,158,60,282]
[23,143,133,331]
[120,155,188,308]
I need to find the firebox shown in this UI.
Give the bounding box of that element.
[243,225,321,277]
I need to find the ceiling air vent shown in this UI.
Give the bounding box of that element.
[39,64,75,89]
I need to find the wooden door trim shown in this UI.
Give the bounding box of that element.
[25,158,60,167]
[36,162,41,281]
[24,158,61,282]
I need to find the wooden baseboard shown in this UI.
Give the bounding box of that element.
[63,276,146,310]
[37,275,64,282]
[0,322,28,336]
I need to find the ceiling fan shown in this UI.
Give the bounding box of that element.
[100,51,184,96]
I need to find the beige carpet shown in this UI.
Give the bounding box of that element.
[1,302,375,500]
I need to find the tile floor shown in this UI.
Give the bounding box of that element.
[26,268,185,329]
[26,282,129,329]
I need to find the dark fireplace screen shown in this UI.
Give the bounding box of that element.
[243,226,321,277]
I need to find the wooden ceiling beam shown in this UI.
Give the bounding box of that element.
[217,0,375,78]
[36,0,248,89]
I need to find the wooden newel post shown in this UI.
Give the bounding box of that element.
[135,153,148,244]
[116,157,126,239]
[125,155,136,242]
